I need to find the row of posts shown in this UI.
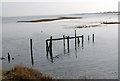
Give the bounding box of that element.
[7,31,95,65]
[45,30,95,61]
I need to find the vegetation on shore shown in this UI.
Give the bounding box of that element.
[2,66,55,81]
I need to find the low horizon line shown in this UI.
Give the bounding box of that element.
[1,11,119,17]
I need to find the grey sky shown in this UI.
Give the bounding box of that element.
[1,0,119,17]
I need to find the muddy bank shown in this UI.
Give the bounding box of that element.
[75,24,101,28]
[17,17,82,23]
[74,21,119,29]
[2,66,55,81]
[102,22,120,24]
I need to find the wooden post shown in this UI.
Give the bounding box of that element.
[49,36,53,60]
[67,36,70,53]
[82,35,84,47]
[30,39,34,66]
[8,52,10,63]
[93,34,95,42]
[46,40,49,56]
[75,30,77,47]
[78,37,80,44]
[63,35,65,53]
[88,35,90,41]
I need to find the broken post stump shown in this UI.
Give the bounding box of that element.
[82,35,84,47]
[63,35,65,53]
[93,34,95,42]
[67,36,70,53]
[46,40,49,56]
[75,30,77,48]
[78,37,80,45]
[8,53,10,63]
[88,35,90,41]
[49,36,53,60]
[30,39,34,66]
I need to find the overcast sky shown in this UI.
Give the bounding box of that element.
[1,0,120,17]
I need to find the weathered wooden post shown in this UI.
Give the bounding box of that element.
[77,37,80,48]
[30,39,34,66]
[46,40,49,56]
[88,35,90,41]
[82,35,84,47]
[67,36,70,53]
[63,35,65,53]
[75,30,77,48]
[78,37,80,44]
[8,52,10,63]
[93,34,95,42]
[49,36,53,60]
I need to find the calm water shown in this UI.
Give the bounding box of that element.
[2,13,118,79]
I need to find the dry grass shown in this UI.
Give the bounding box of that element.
[2,66,55,81]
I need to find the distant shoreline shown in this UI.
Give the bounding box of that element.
[17,17,82,23]
[74,22,120,29]
[102,22,120,24]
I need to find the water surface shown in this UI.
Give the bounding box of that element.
[2,13,118,79]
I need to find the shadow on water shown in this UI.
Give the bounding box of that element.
[46,40,87,63]
[75,47,77,58]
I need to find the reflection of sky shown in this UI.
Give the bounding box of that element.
[1,0,119,17]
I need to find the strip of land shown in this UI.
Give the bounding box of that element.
[75,21,120,29]
[75,24,100,28]
[102,22,120,24]
[17,17,82,23]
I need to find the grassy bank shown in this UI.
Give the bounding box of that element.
[2,66,55,81]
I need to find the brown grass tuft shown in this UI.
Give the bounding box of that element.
[2,66,54,81]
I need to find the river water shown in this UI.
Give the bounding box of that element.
[1,13,118,79]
